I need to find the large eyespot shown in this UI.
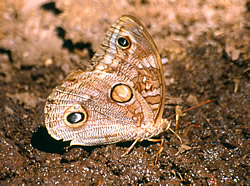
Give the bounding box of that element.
[110,83,133,103]
[117,36,131,49]
[63,104,87,128]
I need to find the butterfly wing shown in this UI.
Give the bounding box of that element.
[44,15,165,146]
[45,70,146,145]
[91,15,165,124]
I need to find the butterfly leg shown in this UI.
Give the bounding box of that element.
[147,138,164,165]
[161,118,183,144]
[121,137,141,157]
[148,129,183,165]
[161,118,171,131]
[168,127,183,144]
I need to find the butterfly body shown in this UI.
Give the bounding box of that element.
[44,15,170,148]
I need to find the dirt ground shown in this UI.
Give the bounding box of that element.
[0,0,249,184]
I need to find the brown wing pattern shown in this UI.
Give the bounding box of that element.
[91,15,165,124]
[44,15,166,146]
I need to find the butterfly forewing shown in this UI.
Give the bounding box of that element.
[91,15,165,124]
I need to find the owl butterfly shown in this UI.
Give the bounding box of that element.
[44,15,172,159]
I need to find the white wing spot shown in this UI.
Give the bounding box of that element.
[147,55,156,68]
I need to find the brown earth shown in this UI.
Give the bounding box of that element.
[0,0,249,184]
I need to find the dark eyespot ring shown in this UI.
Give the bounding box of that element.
[110,83,133,103]
[66,112,85,124]
[63,104,88,128]
[117,36,131,49]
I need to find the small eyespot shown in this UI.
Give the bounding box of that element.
[66,112,85,124]
[63,104,88,128]
[117,36,131,49]
[110,83,133,103]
